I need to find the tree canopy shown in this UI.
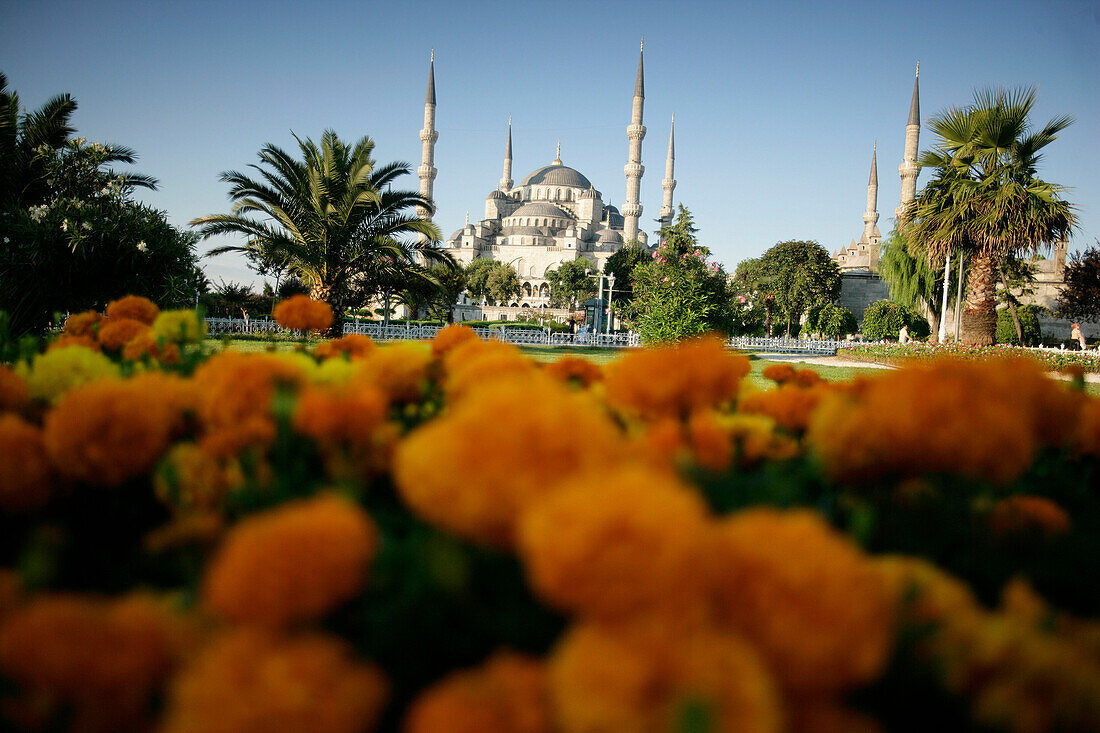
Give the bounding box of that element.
[544,259,594,309]
[1058,243,1100,322]
[735,240,840,337]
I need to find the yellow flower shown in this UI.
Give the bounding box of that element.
[48,333,102,352]
[313,333,376,360]
[518,465,710,620]
[549,617,783,733]
[603,336,751,421]
[395,374,626,546]
[272,294,334,331]
[0,365,29,414]
[105,295,160,324]
[21,345,120,402]
[0,593,185,733]
[159,629,389,733]
[153,309,207,343]
[353,341,433,404]
[202,494,378,629]
[43,379,174,487]
[807,360,1039,486]
[404,650,550,733]
[97,317,153,352]
[0,414,52,511]
[706,508,895,694]
[313,356,359,385]
[432,323,480,359]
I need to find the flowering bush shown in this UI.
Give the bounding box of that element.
[1,295,1100,731]
[840,340,1100,373]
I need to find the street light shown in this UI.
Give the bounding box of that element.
[605,273,616,334]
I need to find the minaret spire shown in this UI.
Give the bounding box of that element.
[623,40,647,242]
[659,114,676,228]
[553,139,561,165]
[417,50,439,244]
[862,142,880,250]
[896,63,921,223]
[500,115,513,192]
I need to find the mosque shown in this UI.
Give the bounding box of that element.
[412,44,672,317]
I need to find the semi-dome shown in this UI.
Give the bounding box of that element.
[580,187,601,200]
[596,228,623,243]
[520,163,592,189]
[487,189,506,199]
[509,202,572,219]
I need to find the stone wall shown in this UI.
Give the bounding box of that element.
[837,270,890,323]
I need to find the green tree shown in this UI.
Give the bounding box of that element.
[192,130,448,337]
[1,130,202,334]
[464,258,496,304]
[426,263,467,323]
[861,300,930,341]
[1057,243,1100,322]
[485,261,521,306]
[604,243,650,306]
[878,228,950,338]
[629,206,734,342]
[754,240,841,337]
[996,304,1044,346]
[905,87,1076,345]
[545,259,594,309]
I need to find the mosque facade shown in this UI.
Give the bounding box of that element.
[414,44,675,316]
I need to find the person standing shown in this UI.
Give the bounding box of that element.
[1071,322,1086,350]
[899,324,911,344]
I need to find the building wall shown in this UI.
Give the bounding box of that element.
[838,271,890,323]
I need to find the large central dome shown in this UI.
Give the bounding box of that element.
[520,163,591,189]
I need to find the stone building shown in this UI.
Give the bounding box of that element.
[413,43,674,320]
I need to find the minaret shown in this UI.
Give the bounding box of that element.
[896,63,920,223]
[659,114,676,228]
[500,115,513,192]
[862,142,879,242]
[417,50,439,244]
[622,39,646,241]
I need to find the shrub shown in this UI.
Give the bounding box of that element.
[815,304,859,339]
[996,305,1044,346]
[861,300,929,341]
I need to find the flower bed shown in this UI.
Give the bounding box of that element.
[2,296,1100,732]
[840,340,1100,373]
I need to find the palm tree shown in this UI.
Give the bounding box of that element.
[192,130,449,337]
[905,88,1076,345]
[1,72,75,208]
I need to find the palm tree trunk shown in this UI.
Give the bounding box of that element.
[309,282,344,339]
[961,251,998,346]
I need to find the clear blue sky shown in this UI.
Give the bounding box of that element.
[3,0,1097,287]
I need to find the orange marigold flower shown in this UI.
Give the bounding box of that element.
[155,443,239,513]
[96,317,152,352]
[0,414,52,511]
[145,511,226,553]
[543,356,603,388]
[443,339,535,401]
[192,351,307,433]
[432,323,480,359]
[121,331,180,364]
[293,384,394,477]
[807,360,1038,486]
[202,494,377,629]
[518,466,710,621]
[105,295,160,325]
[199,417,278,461]
[160,629,388,733]
[687,410,734,471]
[0,593,184,733]
[706,508,895,694]
[740,383,827,433]
[550,617,783,733]
[404,650,550,733]
[48,333,101,352]
[760,363,796,383]
[273,294,334,332]
[604,336,751,421]
[127,371,197,436]
[1000,577,1050,629]
[0,570,20,621]
[314,333,377,360]
[873,555,980,626]
[395,374,627,546]
[0,365,29,414]
[353,342,433,404]
[787,700,882,733]
[63,309,103,337]
[990,495,1071,537]
[1074,397,1100,458]
[43,379,173,487]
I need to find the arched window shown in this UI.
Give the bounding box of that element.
[522,282,533,297]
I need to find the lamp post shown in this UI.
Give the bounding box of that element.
[605,273,616,334]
